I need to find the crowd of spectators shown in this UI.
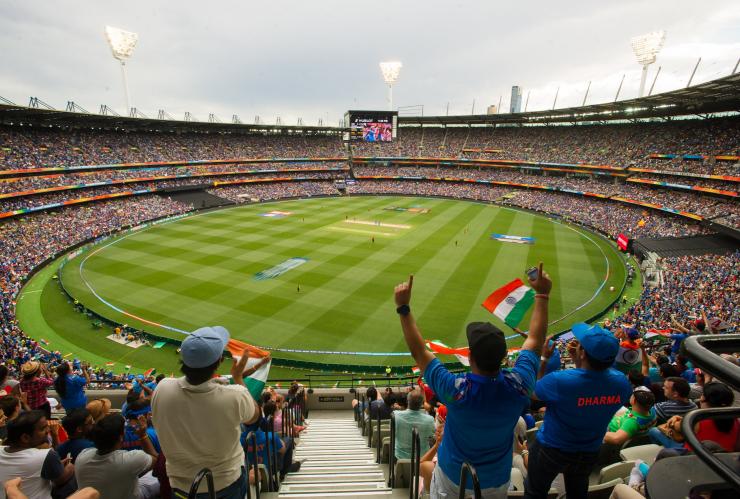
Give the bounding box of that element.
[0,162,347,195]
[352,118,740,172]
[614,251,739,336]
[0,195,194,380]
[0,171,344,213]
[0,127,346,170]
[209,181,339,204]
[348,179,710,238]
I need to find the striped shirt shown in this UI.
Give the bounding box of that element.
[654,399,697,423]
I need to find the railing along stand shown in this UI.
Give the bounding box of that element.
[187,468,215,499]
[458,462,481,499]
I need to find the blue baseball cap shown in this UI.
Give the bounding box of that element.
[572,322,619,363]
[181,326,230,368]
[626,327,640,340]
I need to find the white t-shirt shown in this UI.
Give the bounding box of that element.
[74,448,152,499]
[0,447,54,499]
[151,377,257,492]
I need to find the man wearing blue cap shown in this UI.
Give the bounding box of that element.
[524,323,632,499]
[152,326,260,498]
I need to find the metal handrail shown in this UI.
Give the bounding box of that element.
[262,418,274,492]
[681,407,740,493]
[376,410,382,463]
[679,334,740,493]
[410,427,421,499]
[245,431,261,499]
[187,468,215,499]
[458,462,482,499]
[388,412,396,487]
[682,335,740,390]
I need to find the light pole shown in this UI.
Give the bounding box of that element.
[379,61,402,111]
[631,31,666,98]
[104,26,139,113]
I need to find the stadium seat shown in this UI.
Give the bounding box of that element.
[619,444,663,465]
[621,433,651,449]
[507,489,558,498]
[393,459,412,488]
[586,478,623,499]
[509,467,524,491]
[598,461,636,484]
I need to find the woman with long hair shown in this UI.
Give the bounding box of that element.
[54,361,90,413]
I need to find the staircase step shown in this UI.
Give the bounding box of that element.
[279,482,391,493]
[299,465,385,473]
[282,472,385,484]
[278,491,392,497]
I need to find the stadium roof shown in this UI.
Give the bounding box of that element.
[399,73,740,126]
[0,73,738,132]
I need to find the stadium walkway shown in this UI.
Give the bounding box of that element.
[279,410,400,497]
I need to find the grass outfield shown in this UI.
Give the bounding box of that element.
[19,196,629,373]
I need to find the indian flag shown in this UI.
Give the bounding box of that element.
[411,366,421,375]
[143,368,156,377]
[105,362,115,367]
[227,339,271,401]
[482,279,535,328]
[426,340,470,366]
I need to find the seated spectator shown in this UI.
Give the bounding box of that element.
[603,387,657,446]
[1,365,15,395]
[655,377,696,424]
[674,355,697,384]
[368,387,392,421]
[151,326,259,497]
[419,420,444,495]
[2,477,100,499]
[122,400,161,453]
[54,362,90,414]
[0,396,22,441]
[684,382,739,453]
[75,414,159,499]
[394,388,435,460]
[0,410,76,499]
[19,362,54,419]
[260,400,299,479]
[57,408,94,463]
[85,399,111,423]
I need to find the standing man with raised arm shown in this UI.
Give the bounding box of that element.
[394,262,551,499]
[523,323,632,499]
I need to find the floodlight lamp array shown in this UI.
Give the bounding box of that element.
[104,26,139,61]
[630,31,666,65]
[379,61,403,84]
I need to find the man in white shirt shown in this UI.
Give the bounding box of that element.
[152,326,259,497]
[74,414,159,499]
[0,410,76,499]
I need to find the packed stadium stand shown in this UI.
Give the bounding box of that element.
[0,74,739,498]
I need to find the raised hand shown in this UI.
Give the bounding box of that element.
[529,262,552,295]
[394,275,414,307]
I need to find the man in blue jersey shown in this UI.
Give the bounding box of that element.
[523,323,632,499]
[394,262,551,499]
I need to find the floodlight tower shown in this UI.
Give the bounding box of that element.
[104,26,139,113]
[379,61,402,111]
[631,31,666,98]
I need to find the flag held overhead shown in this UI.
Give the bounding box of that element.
[482,278,535,328]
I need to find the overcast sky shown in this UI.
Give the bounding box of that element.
[1,1,738,126]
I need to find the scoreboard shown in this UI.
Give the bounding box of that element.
[344,110,398,142]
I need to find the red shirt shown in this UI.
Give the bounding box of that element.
[685,418,740,452]
[19,377,54,409]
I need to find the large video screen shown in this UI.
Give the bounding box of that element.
[346,111,396,142]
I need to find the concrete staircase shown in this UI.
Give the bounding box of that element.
[278,412,393,497]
